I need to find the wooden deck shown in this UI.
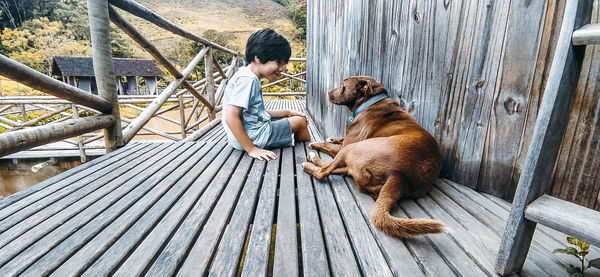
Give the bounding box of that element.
[0,100,597,277]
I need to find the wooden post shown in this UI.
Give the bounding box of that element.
[178,95,186,139]
[71,104,88,163]
[494,0,592,275]
[87,0,123,152]
[204,49,216,120]
[19,104,27,123]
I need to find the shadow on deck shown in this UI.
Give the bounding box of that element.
[0,100,597,276]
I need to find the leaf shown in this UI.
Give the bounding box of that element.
[581,241,590,251]
[567,264,582,276]
[589,258,600,269]
[554,247,581,259]
[568,237,579,246]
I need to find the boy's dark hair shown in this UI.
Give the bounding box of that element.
[245,28,291,65]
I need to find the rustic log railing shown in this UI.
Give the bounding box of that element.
[0,0,239,158]
[262,58,307,97]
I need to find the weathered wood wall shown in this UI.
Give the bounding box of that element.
[307,0,600,210]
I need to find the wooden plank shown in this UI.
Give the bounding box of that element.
[0,142,140,211]
[18,143,206,276]
[273,147,299,276]
[551,2,600,210]
[0,142,196,276]
[0,115,116,157]
[478,0,548,199]
[119,143,232,276]
[207,159,268,277]
[51,142,228,276]
[342,176,425,277]
[441,180,591,273]
[495,0,593,273]
[0,143,168,269]
[239,149,281,277]
[309,159,361,276]
[0,143,157,238]
[294,142,330,277]
[175,153,253,276]
[424,186,553,277]
[573,23,600,45]
[82,144,238,276]
[525,195,600,246]
[318,154,393,277]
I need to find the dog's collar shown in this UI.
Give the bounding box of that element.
[348,93,388,125]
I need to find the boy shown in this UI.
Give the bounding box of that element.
[222,28,311,161]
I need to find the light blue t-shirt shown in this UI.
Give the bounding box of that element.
[222,67,272,150]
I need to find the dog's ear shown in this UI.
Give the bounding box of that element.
[358,79,372,96]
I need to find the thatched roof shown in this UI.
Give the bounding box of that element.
[52,56,165,77]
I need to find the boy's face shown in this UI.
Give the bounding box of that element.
[254,58,287,82]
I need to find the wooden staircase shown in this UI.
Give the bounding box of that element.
[495,0,600,275]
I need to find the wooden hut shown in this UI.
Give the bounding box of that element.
[52,56,165,95]
[307,0,600,211]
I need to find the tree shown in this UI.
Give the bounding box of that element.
[287,0,306,40]
[1,17,91,75]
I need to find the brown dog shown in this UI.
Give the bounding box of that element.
[302,76,445,238]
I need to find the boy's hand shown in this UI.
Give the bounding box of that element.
[248,147,278,161]
[288,110,309,124]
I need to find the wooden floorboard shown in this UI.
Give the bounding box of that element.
[1,100,594,276]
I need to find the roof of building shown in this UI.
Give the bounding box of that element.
[52,56,165,77]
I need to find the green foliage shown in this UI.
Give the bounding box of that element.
[286,0,306,40]
[2,17,91,75]
[187,29,239,79]
[554,237,600,277]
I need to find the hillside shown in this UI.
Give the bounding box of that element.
[118,0,303,61]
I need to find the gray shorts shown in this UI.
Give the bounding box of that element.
[264,117,293,149]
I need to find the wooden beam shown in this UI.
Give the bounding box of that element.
[204,48,216,120]
[572,23,600,45]
[525,195,600,246]
[0,115,116,157]
[180,118,221,142]
[0,54,113,113]
[108,0,238,56]
[495,0,592,275]
[88,0,124,152]
[108,6,213,109]
[121,46,209,142]
[212,55,227,79]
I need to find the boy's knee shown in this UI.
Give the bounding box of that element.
[289,116,307,132]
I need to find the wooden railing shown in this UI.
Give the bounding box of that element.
[262,57,307,97]
[0,0,239,158]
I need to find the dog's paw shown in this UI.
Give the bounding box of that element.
[308,142,317,149]
[301,162,311,170]
[325,137,333,143]
[307,151,317,162]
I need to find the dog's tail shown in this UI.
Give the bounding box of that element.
[370,176,445,238]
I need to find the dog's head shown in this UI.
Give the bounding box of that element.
[328,76,388,111]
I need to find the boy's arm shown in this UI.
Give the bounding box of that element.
[225,105,277,161]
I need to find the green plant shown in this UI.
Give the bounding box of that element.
[554,237,600,277]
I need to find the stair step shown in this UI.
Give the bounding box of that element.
[573,23,600,45]
[525,194,600,246]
